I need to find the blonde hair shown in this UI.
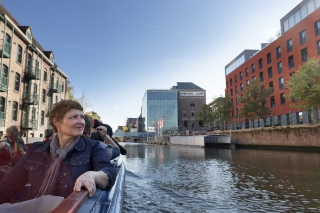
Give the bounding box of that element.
[83,115,93,138]
[1,125,18,140]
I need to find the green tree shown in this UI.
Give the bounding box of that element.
[122,126,129,132]
[195,104,214,129]
[285,57,320,121]
[67,80,91,112]
[212,93,234,130]
[239,79,272,121]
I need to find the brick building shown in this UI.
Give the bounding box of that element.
[225,0,320,129]
[0,4,68,139]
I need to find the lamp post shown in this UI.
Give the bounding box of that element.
[271,113,274,127]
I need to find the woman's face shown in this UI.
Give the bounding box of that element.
[10,127,19,137]
[55,109,85,137]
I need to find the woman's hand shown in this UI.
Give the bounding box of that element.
[96,126,108,138]
[73,171,97,197]
[0,141,10,151]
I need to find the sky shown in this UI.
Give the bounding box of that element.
[2,0,302,131]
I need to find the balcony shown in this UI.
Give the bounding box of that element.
[0,111,5,127]
[24,94,39,105]
[49,83,61,93]
[26,66,41,79]
[0,40,11,58]
[28,44,37,52]
[0,75,8,92]
[22,119,38,130]
[51,66,58,71]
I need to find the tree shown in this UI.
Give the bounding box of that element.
[122,126,129,132]
[211,93,234,130]
[195,104,214,129]
[239,79,272,121]
[285,57,320,120]
[67,80,91,112]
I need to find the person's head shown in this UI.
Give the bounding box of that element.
[102,124,113,137]
[83,115,94,138]
[93,119,101,129]
[49,100,84,137]
[5,125,19,138]
[44,129,54,139]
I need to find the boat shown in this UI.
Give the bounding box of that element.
[0,155,126,213]
[51,155,126,213]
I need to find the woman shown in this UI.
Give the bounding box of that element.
[0,141,11,179]
[1,126,27,166]
[0,100,116,204]
[43,129,55,142]
[83,115,120,160]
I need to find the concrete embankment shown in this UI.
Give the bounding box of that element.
[218,124,320,151]
[142,140,170,145]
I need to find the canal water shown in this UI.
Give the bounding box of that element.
[121,143,320,213]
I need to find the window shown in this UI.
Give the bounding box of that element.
[259,72,264,82]
[315,20,320,36]
[183,120,188,128]
[2,65,8,87]
[240,71,243,80]
[300,30,307,45]
[4,33,11,45]
[0,97,5,112]
[252,76,256,80]
[229,78,232,86]
[199,121,203,127]
[235,86,238,94]
[183,111,186,117]
[41,110,44,125]
[317,40,320,55]
[276,46,281,58]
[288,55,294,68]
[17,45,22,64]
[301,48,308,62]
[269,81,274,92]
[268,67,272,78]
[190,103,195,107]
[270,96,275,108]
[245,68,249,77]
[251,63,255,73]
[12,101,18,121]
[280,93,286,105]
[240,83,243,91]
[230,89,233,96]
[14,72,20,91]
[259,58,263,69]
[226,81,228,88]
[246,80,249,87]
[55,96,58,103]
[236,97,238,105]
[191,123,194,129]
[27,54,32,69]
[277,61,282,74]
[234,75,237,83]
[267,53,271,64]
[42,89,46,103]
[61,83,64,92]
[279,77,284,89]
[43,69,47,82]
[287,39,293,52]
[191,111,194,116]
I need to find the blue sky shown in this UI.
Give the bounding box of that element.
[3,0,302,130]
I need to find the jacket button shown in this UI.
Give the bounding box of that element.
[64,184,68,188]
[63,173,67,177]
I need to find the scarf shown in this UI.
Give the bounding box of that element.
[10,136,26,158]
[36,134,80,197]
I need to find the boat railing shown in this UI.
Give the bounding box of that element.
[50,190,88,213]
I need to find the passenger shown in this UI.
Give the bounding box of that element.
[43,129,55,142]
[91,120,127,155]
[1,126,27,167]
[0,141,11,180]
[84,115,120,160]
[0,100,116,204]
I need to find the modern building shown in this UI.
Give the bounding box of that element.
[142,82,206,134]
[0,4,68,138]
[225,0,320,129]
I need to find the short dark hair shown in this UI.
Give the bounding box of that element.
[49,100,83,132]
[44,129,54,138]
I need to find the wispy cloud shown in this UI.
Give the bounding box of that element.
[109,16,230,46]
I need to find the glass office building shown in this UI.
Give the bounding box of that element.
[142,89,178,133]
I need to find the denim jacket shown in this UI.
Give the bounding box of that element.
[0,137,116,204]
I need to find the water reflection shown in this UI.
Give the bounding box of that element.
[122,143,320,212]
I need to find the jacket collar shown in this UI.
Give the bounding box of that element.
[34,137,85,153]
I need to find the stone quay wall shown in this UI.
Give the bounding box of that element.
[217,124,320,150]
